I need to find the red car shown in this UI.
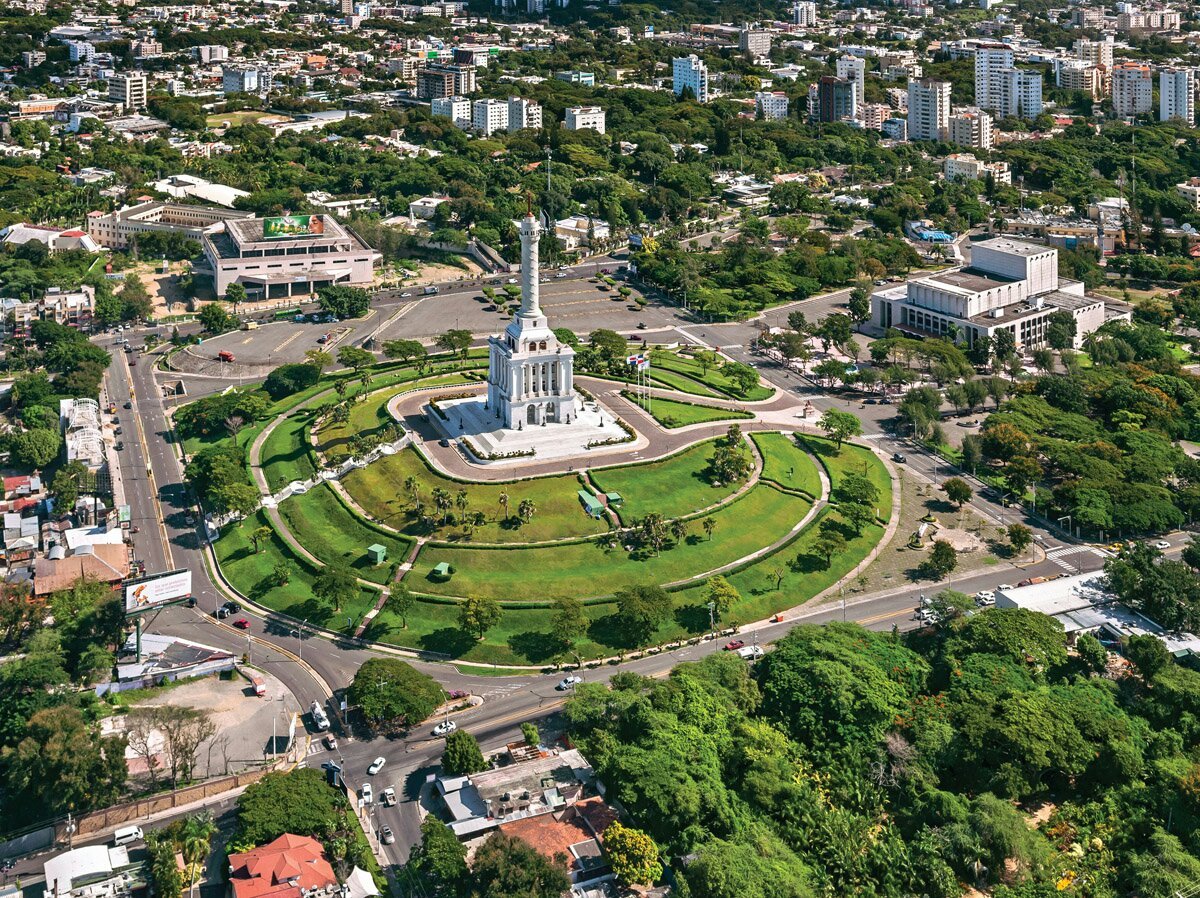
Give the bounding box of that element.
[723,639,746,651]
[233,618,251,629]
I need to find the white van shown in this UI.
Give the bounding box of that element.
[736,645,764,661]
[113,826,144,846]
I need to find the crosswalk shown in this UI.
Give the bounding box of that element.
[1045,546,1105,570]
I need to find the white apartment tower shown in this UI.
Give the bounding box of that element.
[755,91,790,121]
[431,95,471,128]
[472,98,509,136]
[673,55,709,102]
[794,1,817,26]
[837,55,867,107]
[974,44,1014,111]
[1160,67,1195,125]
[564,106,606,134]
[907,78,951,141]
[1112,62,1153,116]
[949,109,995,149]
[1074,37,1114,72]
[107,72,147,111]
[508,97,542,131]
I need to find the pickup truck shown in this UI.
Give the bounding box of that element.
[736,645,764,661]
[310,701,330,731]
[422,285,440,295]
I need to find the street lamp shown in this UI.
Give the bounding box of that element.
[706,601,716,640]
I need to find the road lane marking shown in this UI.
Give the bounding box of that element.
[273,331,303,353]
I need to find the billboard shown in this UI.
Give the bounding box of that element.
[262,214,325,240]
[124,569,193,613]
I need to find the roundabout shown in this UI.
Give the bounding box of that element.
[195,213,897,668]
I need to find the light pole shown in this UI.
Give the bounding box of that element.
[706,601,716,640]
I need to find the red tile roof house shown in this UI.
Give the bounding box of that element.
[227,834,339,898]
[498,796,620,885]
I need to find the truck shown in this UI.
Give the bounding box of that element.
[218,350,236,362]
[310,700,330,731]
[736,645,764,661]
[422,285,440,295]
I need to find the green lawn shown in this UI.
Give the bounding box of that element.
[276,483,412,584]
[623,393,754,429]
[650,350,774,401]
[589,439,740,520]
[260,408,319,492]
[317,372,476,463]
[647,367,723,398]
[341,447,609,543]
[751,432,823,499]
[214,509,379,634]
[410,484,812,601]
[795,434,893,521]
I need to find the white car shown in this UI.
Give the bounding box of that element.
[400,292,412,297]
[736,645,765,661]
[974,591,996,607]
[557,675,583,690]
[997,583,1015,592]
[555,272,567,278]
[361,783,373,804]
[380,787,396,806]
[1154,540,1171,550]
[380,825,395,845]
[432,720,457,737]
[367,756,386,775]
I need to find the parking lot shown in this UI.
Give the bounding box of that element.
[199,274,691,368]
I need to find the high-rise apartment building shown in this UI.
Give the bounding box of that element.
[793,1,817,26]
[417,64,476,100]
[974,44,1014,111]
[673,55,709,102]
[815,76,856,122]
[1059,62,1105,99]
[107,72,147,111]
[755,91,789,121]
[472,98,508,136]
[907,78,950,141]
[508,97,542,131]
[836,55,866,107]
[1112,61,1153,116]
[739,26,771,59]
[948,109,994,149]
[1160,67,1195,125]
[1074,37,1114,71]
[431,95,471,128]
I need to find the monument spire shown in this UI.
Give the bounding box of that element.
[518,207,542,320]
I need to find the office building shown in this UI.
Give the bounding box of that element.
[739,26,771,59]
[794,1,818,26]
[756,91,789,121]
[1160,67,1194,125]
[472,98,509,136]
[815,76,856,122]
[507,97,542,131]
[107,72,147,112]
[673,55,709,103]
[907,78,950,141]
[87,201,251,250]
[417,63,476,100]
[222,65,272,95]
[837,54,866,107]
[1112,62,1152,116]
[949,109,994,149]
[554,70,594,87]
[871,237,1116,351]
[431,95,471,128]
[564,105,606,134]
[202,214,380,299]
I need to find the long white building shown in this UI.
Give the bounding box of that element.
[871,238,1123,352]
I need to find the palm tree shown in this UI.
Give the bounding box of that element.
[455,489,470,524]
[671,519,688,544]
[702,517,716,540]
[517,498,535,525]
[181,814,217,898]
[404,476,419,506]
[433,487,452,525]
[498,490,510,521]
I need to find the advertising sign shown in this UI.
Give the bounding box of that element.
[262,214,325,240]
[124,570,193,613]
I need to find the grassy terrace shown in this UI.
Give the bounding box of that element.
[214,509,379,634]
[260,407,319,492]
[410,483,812,601]
[750,432,823,499]
[650,350,774,401]
[795,434,893,521]
[342,447,609,543]
[623,393,754,429]
[589,439,739,520]
[276,483,412,584]
[316,371,479,462]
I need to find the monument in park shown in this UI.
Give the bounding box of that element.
[486,213,577,427]
[432,209,630,462]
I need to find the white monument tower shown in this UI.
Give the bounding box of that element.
[486,211,577,428]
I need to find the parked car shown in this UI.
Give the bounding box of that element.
[223,601,241,612]
[123,401,132,409]
[974,591,996,607]
[324,734,338,751]
[1154,540,1171,550]
[381,787,396,806]
[557,675,583,690]
[361,784,373,804]
[736,645,765,661]
[368,757,386,775]
[723,639,746,651]
[433,720,457,737]
[215,607,230,619]
[380,825,395,845]
[997,583,1015,591]
[232,618,250,629]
